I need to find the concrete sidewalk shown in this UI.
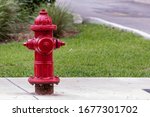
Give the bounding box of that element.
[0,78,150,100]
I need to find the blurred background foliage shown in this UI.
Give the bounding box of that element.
[0,0,75,42]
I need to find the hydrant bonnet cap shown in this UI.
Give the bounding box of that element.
[31,9,57,31]
[34,9,52,25]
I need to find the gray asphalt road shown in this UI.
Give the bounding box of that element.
[57,0,150,34]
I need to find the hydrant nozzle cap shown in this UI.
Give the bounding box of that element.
[61,41,65,46]
[23,42,27,46]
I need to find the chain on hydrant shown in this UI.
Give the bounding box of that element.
[23,9,65,95]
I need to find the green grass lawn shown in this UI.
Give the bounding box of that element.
[1,24,150,77]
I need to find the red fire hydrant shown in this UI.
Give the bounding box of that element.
[23,9,65,95]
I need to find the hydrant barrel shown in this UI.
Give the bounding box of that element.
[23,9,65,95]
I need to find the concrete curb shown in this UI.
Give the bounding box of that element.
[134,0,150,4]
[84,17,150,40]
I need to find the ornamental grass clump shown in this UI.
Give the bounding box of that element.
[0,0,19,42]
[45,5,75,37]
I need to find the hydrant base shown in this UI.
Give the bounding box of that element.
[35,84,54,95]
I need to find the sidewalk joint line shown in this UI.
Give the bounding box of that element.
[6,78,39,100]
